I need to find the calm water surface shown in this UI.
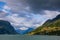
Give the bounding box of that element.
[0,35,60,40]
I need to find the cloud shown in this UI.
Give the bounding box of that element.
[19,27,29,30]
[0,0,60,13]
[26,0,60,13]
[43,10,60,19]
[0,9,59,29]
[0,0,60,31]
[5,13,47,29]
[0,1,11,18]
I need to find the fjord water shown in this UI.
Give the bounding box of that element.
[0,35,60,40]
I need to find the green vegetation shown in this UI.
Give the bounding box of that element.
[28,15,60,35]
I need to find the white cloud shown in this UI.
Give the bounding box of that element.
[19,27,28,30]
[7,14,26,23]
[43,10,60,19]
[2,5,11,13]
[2,12,47,29]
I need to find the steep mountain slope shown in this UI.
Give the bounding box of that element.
[28,14,60,35]
[0,20,18,34]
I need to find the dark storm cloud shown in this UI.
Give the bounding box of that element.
[26,0,60,13]
[0,0,60,14]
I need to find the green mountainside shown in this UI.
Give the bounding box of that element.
[28,14,60,35]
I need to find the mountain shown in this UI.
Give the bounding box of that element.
[16,28,33,34]
[28,14,60,35]
[42,14,60,27]
[0,20,18,34]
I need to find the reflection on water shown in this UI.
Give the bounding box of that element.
[0,35,60,40]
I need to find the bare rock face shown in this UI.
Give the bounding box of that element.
[0,20,18,34]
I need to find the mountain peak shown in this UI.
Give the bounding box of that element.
[0,20,18,34]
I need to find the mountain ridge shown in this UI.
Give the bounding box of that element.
[28,14,60,35]
[0,20,18,34]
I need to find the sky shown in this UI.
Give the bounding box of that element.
[0,0,60,31]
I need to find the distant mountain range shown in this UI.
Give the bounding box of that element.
[0,20,18,34]
[28,14,60,35]
[16,28,33,34]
